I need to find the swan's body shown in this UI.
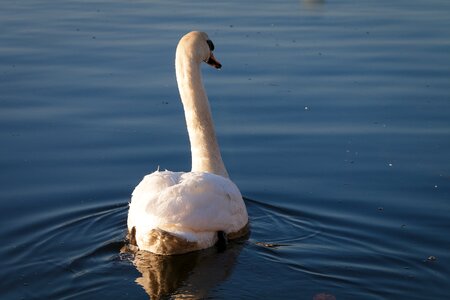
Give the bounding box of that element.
[127,31,249,255]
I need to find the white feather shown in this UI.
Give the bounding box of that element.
[128,171,248,252]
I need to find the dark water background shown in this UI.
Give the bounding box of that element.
[1,0,449,299]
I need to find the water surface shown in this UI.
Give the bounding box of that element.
[1,0,449,299]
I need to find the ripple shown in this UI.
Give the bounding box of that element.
[245,196,322,246]
[1,199,130,299]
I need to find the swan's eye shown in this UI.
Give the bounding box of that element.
[206,40,215,51]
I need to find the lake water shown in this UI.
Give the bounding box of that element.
[1,0,449,299]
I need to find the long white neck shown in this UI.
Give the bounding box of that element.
[175,51,229,178]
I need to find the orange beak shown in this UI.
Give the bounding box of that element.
[205,52,222,69]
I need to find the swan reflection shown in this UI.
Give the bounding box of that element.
[127,243,245,299]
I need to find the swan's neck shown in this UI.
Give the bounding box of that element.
[175,54,229,178]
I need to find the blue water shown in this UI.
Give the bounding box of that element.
[1,0,449,299]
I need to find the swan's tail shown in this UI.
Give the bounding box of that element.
[127,227,199,255]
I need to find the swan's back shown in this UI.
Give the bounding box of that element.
[128,171,248,254]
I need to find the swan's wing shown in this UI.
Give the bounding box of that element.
[132,170,184,198]
[149,172,248,234]
[128,171,248,236]
[128,170,184,231]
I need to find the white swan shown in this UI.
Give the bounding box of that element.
[127,31,249,255]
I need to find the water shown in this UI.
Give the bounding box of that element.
[1,0,449,299]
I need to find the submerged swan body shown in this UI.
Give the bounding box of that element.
[127,31,249,255]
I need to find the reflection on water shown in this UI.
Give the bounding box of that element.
[125,243,244,299]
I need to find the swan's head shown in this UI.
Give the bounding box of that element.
[177,31,222,69]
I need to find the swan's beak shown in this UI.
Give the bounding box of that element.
[205,52,222,69]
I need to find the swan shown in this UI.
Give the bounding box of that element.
[127,31,249,255]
